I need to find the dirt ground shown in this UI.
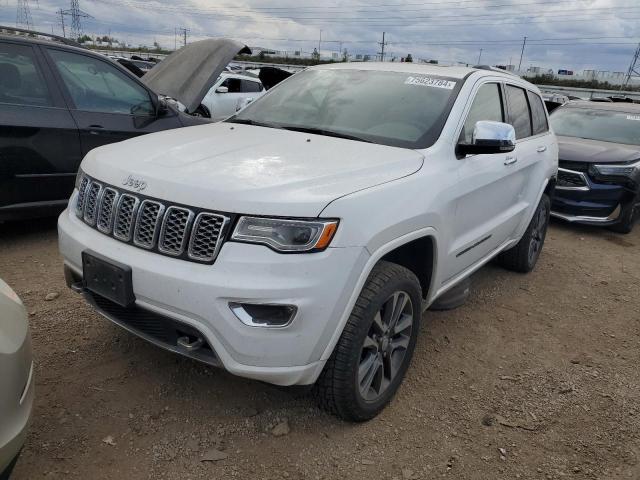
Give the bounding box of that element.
[1,217,639,480]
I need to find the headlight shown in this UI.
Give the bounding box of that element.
[231,217,338,252]
[590,159,640,179]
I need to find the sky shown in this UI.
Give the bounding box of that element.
[2,0,640,74]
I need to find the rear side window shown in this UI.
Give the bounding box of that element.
[460,83,504,144]
[240,79,262,93]
[527,91,549,135]
[48,49,154,115]
[221,77,241,93]
[0,42,51,107]
[505,85,532,139]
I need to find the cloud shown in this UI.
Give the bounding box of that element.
[2,0,638,72]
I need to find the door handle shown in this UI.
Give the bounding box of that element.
[88,125,105,135]
[537,146,547,153]
[504,156,518,166]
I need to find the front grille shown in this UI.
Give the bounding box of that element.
[558,168,589,189]
[75,174,231,264]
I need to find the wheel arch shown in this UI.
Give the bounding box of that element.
[318,227,439,363]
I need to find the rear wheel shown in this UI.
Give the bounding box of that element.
[313,261,422,422]
[497,194,550,273]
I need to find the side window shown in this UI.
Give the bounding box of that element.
[460,83,503,144]
[505,85,533,139]
[221,78,241,93]
[48,49,154,115]
[527,91,549,135]
[240,79,262,93]
[0,42,51,107]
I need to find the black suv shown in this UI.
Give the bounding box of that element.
[0,28,248,220]
[550,101,640,233]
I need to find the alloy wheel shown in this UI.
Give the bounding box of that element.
[357,291,414,402]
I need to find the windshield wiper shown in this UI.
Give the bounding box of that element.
[227,118,282,129]
[277,125,373,143]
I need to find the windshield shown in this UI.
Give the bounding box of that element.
[230,69,460,149]
[551,107,640,146]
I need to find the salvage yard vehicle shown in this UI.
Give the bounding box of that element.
[0,280,33,480]
[0,27,248,221]
[58,63,558,421]
[200,71,265,121]
[550,101,640,233]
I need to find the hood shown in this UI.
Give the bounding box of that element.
[258,66,294,90]
[558,136,640,164]
[142,39,251,114]
[82,123,424,217]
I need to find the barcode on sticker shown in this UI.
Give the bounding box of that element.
[626,115,640,121]
[405,76,456,89]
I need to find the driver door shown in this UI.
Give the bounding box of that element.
[43,47,181,155]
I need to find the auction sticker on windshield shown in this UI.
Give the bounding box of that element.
[404,76,456,89]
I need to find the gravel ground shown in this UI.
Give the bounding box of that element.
[1,217,639,480]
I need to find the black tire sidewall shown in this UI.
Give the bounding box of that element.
[525,194,551,270]
[345,269,422,418]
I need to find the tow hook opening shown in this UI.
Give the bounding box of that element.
[177,334,204,351]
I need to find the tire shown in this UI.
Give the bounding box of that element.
[191,104,211,118]
[608,201,636,234]
[497,194,550,273]
[313,261,422,422]
[0,453,20,480]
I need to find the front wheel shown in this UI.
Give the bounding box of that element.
[608,201,637,234]
[313,261,422,422]
[497,194,550,273]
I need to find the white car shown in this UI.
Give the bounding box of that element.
[200,72,265,121]
[0,280,34,479]
[58,63,557,421]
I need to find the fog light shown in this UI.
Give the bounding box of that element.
[229,302,297,328]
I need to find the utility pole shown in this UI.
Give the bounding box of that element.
[518,36,527,72]
[174,27,177,50]
[318,29,322,58]
[178,27,188,47]
[378,32,388,62]
[16,0,33,29]
[621,43,640,89]
[58,8,66,37]
[477,48,483,65]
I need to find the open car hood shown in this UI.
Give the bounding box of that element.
[142,39,251,113]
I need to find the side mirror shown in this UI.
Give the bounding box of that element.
[155,97,169,117]
[215,86,229,94]
[457,120,516,156]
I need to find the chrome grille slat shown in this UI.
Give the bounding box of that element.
[159,207,194,256]
[75,175,228,264]
[113,194,140,242]
[188,213,229,262]
[76,176,90,216]
[83,182,102,226]
[97,188,119,234]
[133,200,165,249]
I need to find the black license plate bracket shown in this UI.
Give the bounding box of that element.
[82,251,135,307]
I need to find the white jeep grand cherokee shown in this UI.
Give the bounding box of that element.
[58,63,557,421]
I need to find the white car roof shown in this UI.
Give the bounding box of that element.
[313,62,503,80]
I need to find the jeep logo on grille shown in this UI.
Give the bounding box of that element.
[122,175,147,192]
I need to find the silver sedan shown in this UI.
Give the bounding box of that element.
[0,280,33,479]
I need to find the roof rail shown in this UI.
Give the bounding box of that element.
[0,25,82,48]
[473,65,520,77]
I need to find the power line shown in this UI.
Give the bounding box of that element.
[622,43,640,87]
[16,0,33,29]
[60,0,92,39]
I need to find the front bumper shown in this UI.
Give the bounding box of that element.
[551,171,634,225]
[58,207,369,386]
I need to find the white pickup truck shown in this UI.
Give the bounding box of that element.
[58,63,558,421]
